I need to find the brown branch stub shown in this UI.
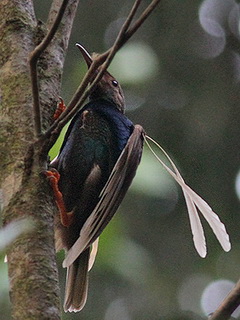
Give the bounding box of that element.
[209,279,240,320]
[29,0,70,137]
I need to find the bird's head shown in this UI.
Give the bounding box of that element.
[76,43,125,114]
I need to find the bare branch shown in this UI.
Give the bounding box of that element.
[88,0,143,88]
[42,0,161,151]
[109,0,142,50]
[29,0,69,137]
[58,0,143,119]
[29,53,41,137]
[124,0,161,43]
[65,0,142,113]
[67,0,161,119]
[209,279,240,320]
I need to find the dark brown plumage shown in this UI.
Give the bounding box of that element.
[50,44,144,312]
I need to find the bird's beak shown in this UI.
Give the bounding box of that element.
[76,43,92,68]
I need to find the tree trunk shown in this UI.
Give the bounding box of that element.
[0,1,79,319]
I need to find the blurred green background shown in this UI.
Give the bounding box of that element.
[1,0,240,319]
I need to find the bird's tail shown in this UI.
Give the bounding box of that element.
[64,247,90,312]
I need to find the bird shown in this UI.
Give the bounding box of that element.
[46,44,232,314]
[47,44,144,312]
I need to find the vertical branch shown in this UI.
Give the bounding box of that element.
[29,0,69,137]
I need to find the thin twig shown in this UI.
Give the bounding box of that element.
[42,0,161,149]
[41,0,142,142]
[66,0,162,117]
[90,0,142,85]
[209,279,240,320]
[64,0,143,115]
[65,0,142,112]
[124,0,161,43]
[29,0,69,137]
[67,0,160,117]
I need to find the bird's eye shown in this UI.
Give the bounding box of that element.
[112,80,118,87]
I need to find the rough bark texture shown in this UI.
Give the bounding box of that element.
[0,0,79,319]
[0,0,36,205]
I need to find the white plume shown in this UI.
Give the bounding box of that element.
[145,135,231,257]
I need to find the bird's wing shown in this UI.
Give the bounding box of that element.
[63,124,145,268]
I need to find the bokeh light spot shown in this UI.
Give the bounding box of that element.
[104,18,126,48]
[104,298,131,320]
[200,18,225,38]
[178,273,212,316]
[131,149,178,201]
[109,42,159,85]
[199,0,235,36]
[235,168,240,201]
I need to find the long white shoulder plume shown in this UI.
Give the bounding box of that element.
[145,135,231,257]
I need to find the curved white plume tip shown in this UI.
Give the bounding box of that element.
[144,135,231,257]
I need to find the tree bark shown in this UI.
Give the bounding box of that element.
[0,1,79,319]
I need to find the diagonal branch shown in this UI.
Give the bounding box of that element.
[42,0,161,151]
[66,0,162,120]
[209,279,240,320]
[124,0,161,42]
[29,0,69,137]
[65,0,142,113]
[60,0,143,119]
[85,0,143,93]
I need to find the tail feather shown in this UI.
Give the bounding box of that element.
[64,248,90,312]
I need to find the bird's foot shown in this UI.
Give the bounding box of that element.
[54,97,66,120]
[44,168,74,227]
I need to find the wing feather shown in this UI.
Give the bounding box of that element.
[63,125,144,268]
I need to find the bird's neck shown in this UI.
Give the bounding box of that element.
[83,99,133,152]
[89,97,125,114]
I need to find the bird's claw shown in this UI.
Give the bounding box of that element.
[44,168,60,182]
[54,97,66,120]
[44,168,74,227]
